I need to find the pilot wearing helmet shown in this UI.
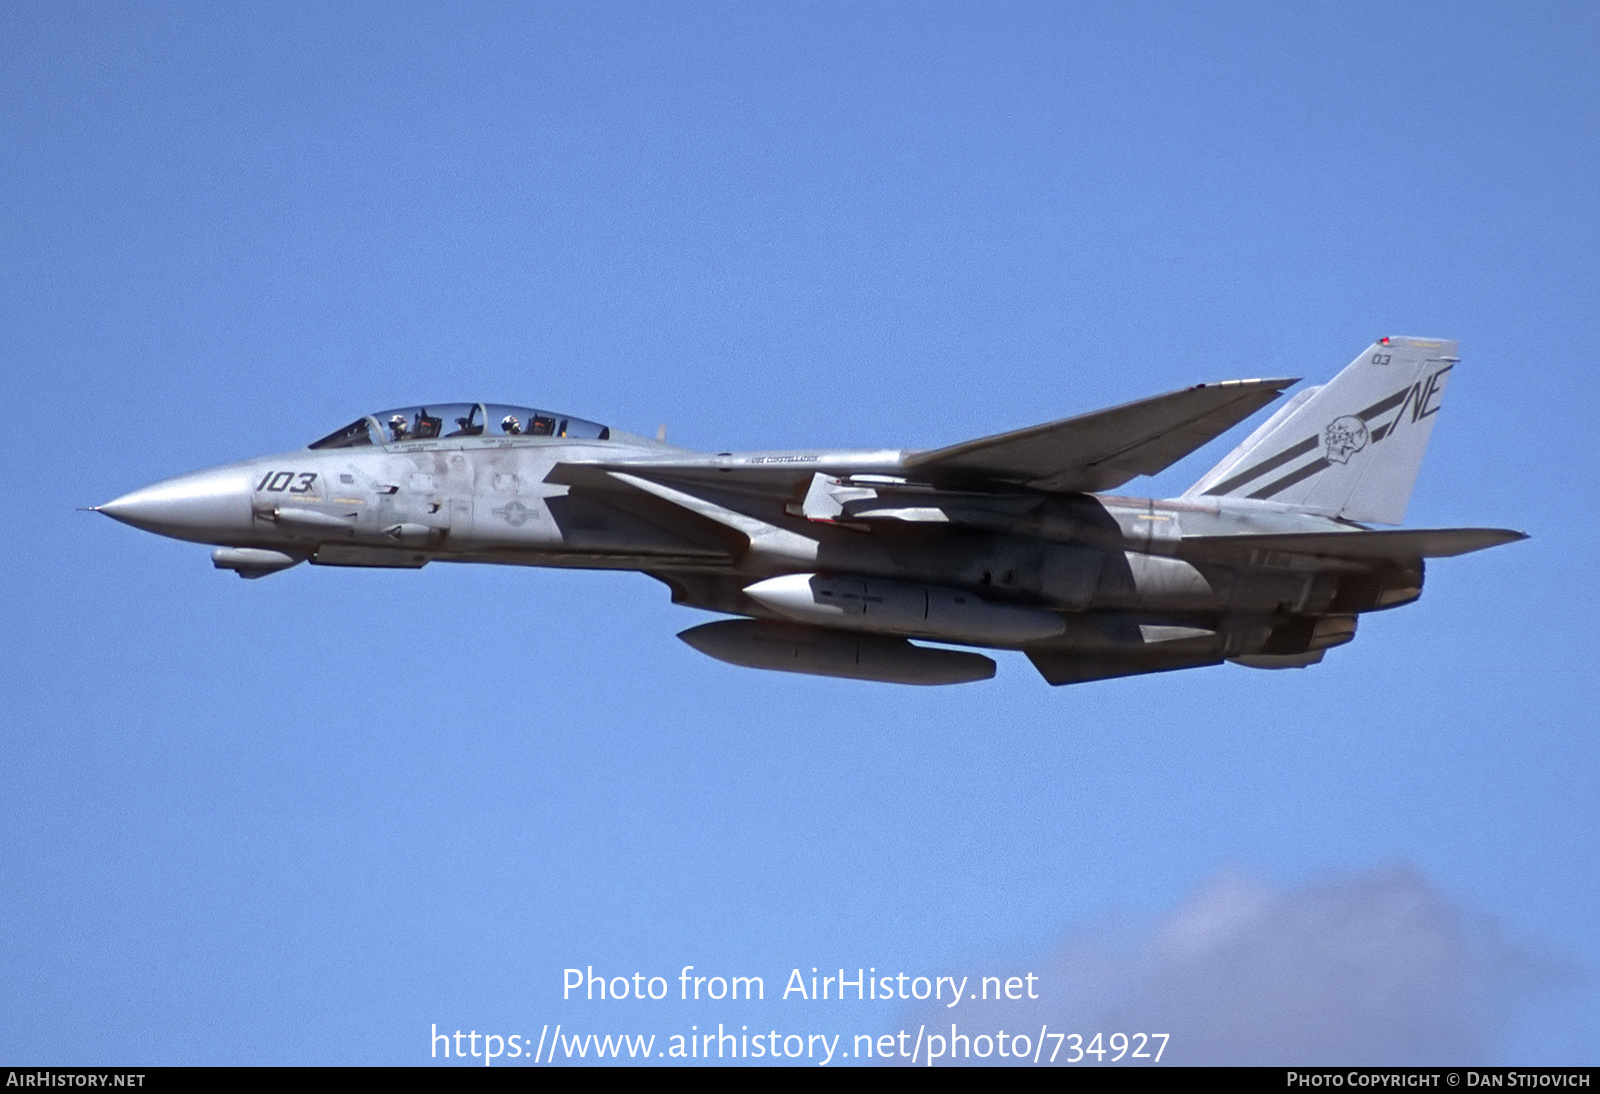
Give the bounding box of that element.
[388,414,409,442]
[501,415,522,435]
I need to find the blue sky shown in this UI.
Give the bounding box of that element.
[3,1,1596,1065]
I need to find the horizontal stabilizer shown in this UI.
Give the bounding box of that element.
[905,378,1295,493]
[1181,527,1528,560]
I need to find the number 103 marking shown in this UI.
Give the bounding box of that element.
[256,471,318,493]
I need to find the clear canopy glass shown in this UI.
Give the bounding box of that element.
[308,404,610,449]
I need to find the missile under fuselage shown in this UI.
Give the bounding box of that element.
[742,572,1065,646]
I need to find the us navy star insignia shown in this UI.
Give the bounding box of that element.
[493,500,535,526]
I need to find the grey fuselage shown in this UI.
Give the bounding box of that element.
[99,338,1526,685]
[103,425,1415,675]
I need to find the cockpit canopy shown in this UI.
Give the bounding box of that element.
[308,404,610,449]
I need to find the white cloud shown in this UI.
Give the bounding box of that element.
[904,864,1553,1065]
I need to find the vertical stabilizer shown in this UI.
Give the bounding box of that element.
[1182,336,1459,525]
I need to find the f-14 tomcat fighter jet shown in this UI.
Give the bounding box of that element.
[99,337,1524,686]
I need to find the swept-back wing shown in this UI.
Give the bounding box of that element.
[903,378,1295,493]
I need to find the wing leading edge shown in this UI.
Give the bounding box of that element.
[902,378,1296,493]
[545,377,1294,499]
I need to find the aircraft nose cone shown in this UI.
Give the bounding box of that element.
[98,465,255,543]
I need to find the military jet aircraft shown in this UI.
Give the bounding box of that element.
[97,336,1524,686]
